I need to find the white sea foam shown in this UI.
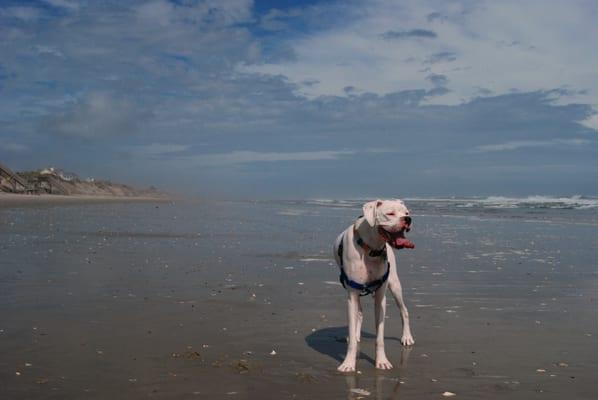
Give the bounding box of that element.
[307,195,598,210]
[478,195,598,209]
[305,199,361,208]
[277,209,305,216]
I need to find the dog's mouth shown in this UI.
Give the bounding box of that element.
[378,227,415,249]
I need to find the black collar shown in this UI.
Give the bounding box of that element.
[353,225,387,258]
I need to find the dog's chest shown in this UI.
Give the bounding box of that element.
[348,255,387,283]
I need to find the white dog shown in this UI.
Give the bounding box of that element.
[333,199,415,372]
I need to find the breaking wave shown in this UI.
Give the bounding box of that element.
[305,196,598,210]
[444,195,598,210]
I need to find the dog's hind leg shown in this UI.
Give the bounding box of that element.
[387,251,415,346]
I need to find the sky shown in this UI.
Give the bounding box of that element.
[1,0,597,199]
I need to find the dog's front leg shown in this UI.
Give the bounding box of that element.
[374,287,393,369]
[355,299,363,344]
[338,290,360,372]
[388,276,414,346]
[387,253,415,346]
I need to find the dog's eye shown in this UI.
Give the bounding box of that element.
[386,212,395,216]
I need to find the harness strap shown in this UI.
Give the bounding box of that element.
[337,232,390,296]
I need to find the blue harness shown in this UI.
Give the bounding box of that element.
[337,228,390,296]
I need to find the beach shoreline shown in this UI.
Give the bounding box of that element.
[0,193,173,208]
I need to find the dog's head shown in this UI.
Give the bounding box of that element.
[362,199,414,249]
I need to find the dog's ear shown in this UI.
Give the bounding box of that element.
[363,199,382,226]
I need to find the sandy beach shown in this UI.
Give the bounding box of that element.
[1,198,597,399]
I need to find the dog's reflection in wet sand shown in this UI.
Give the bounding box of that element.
[344,346,412,399]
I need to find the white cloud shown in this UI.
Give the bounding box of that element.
[41,0,80,12]
[130,143,190,157]
[189,150,356,166]
[579,113,598,131]
[136,0,252,28]
[241,0,598,114]
[471,138,590,153]
[45,92,148,138]
[33,45,64,57]
[0,142,29,153]
[0,6,40,21]
[259,8,303,31]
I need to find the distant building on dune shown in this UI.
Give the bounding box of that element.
[40,167,79,182]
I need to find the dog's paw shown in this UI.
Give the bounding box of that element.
[401,334,415,346]
[375,356,393,370]
[337,360,356,373]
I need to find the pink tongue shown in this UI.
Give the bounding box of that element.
[380,229,415,249]
[392,237,415,249]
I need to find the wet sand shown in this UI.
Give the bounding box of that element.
[1,199,597,399]
[0,193,171,208]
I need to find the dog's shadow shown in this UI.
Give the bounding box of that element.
[305,326,402,366]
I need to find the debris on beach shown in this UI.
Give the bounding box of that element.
[171,350,201,360]
[442,391,456,397]
[557,362,569,368]
[232,359,250,374]
[350,388,371,396]
[295,372,316,383]
[270,350,277,355]
[536,368,546,373]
